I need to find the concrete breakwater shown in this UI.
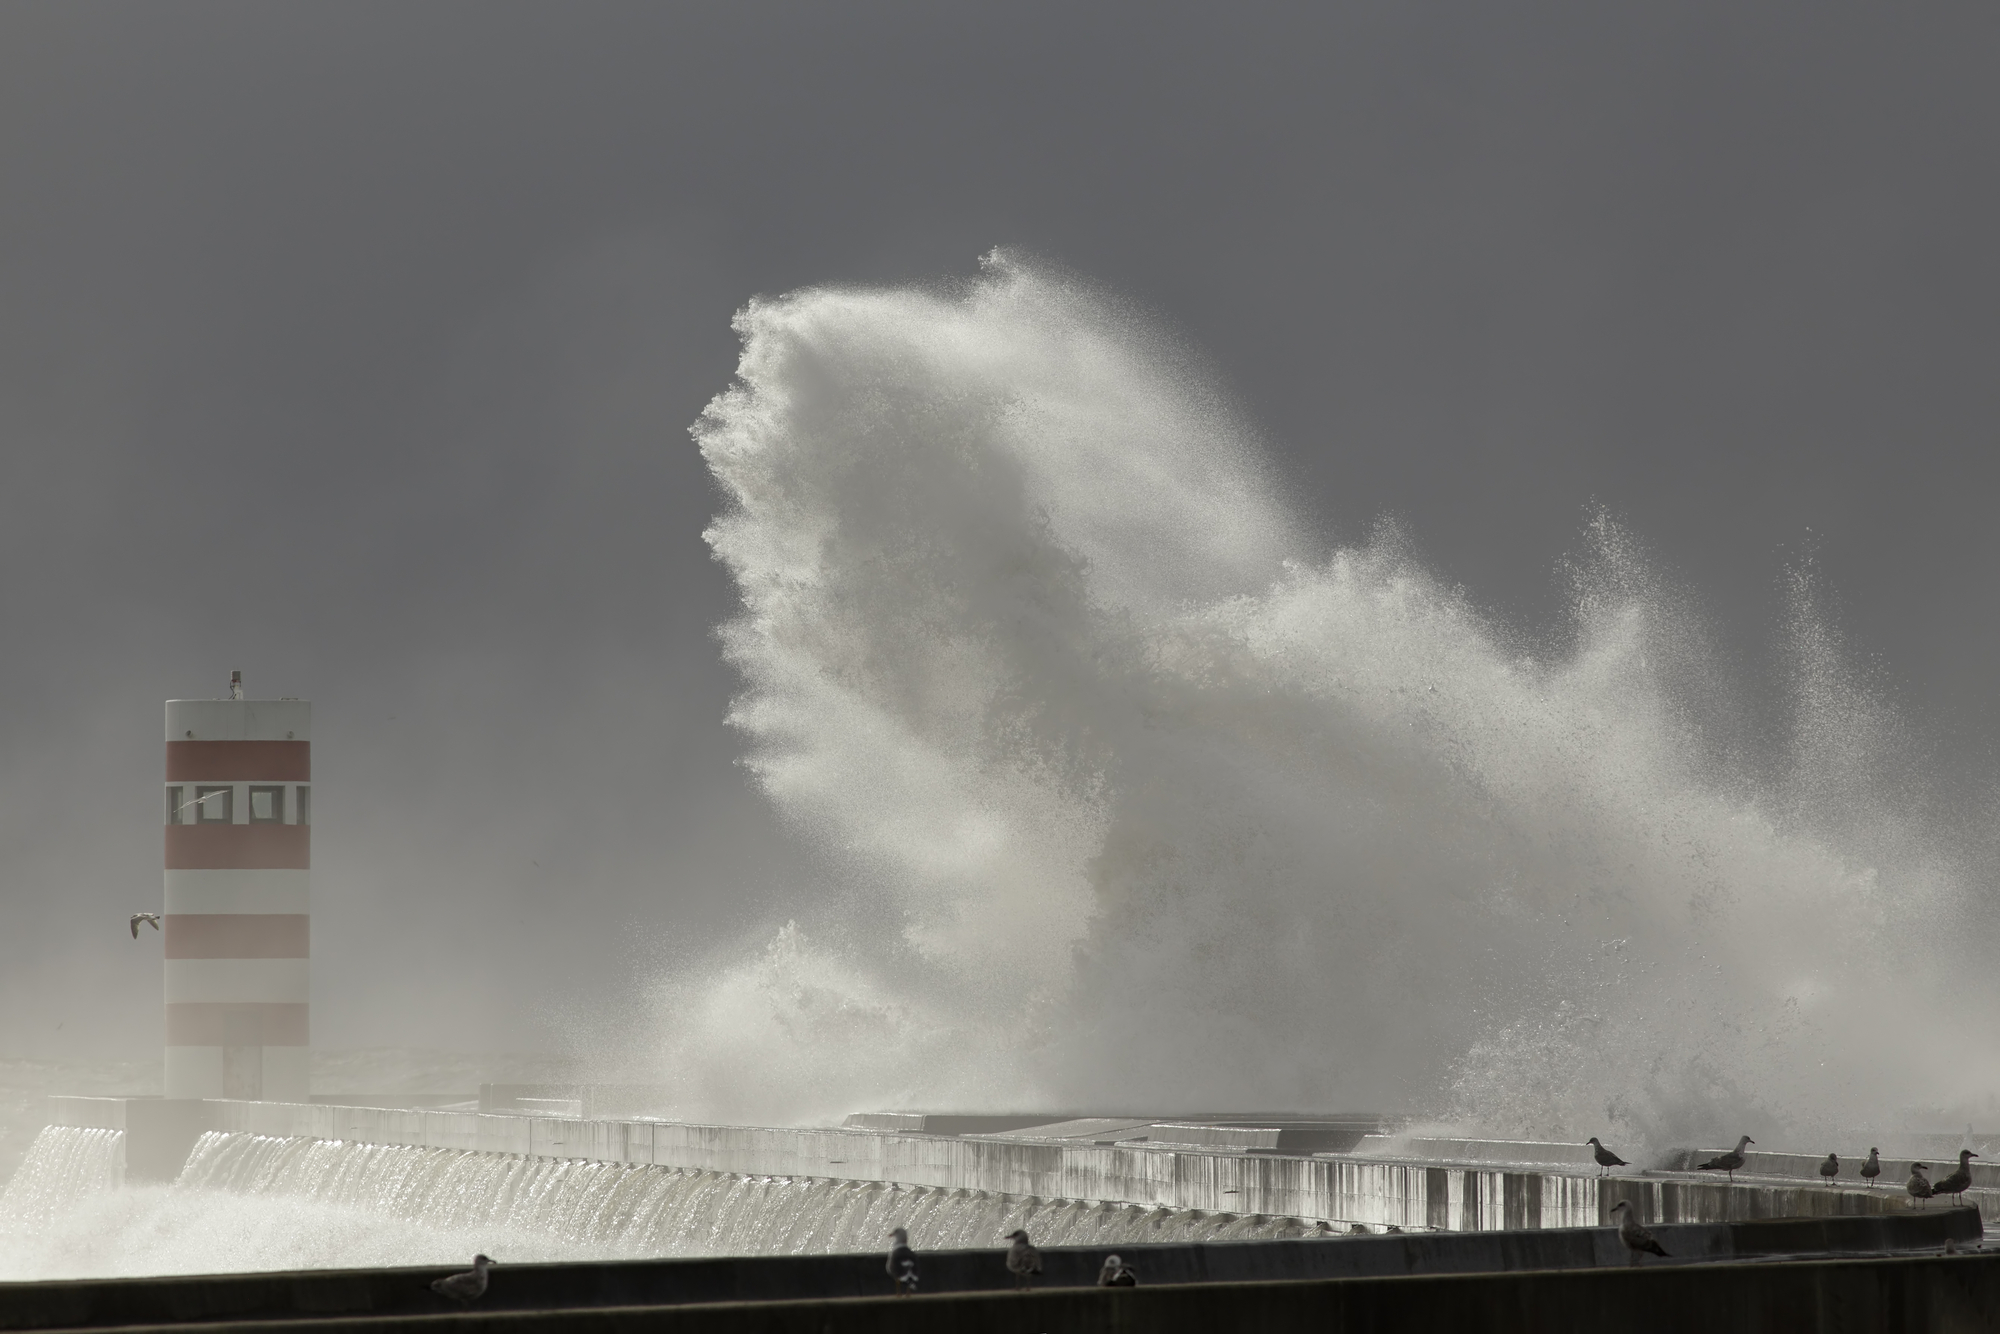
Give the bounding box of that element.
[43,1097,1973,1235]
[165,1129,1324,1254]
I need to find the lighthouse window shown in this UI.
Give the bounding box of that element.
[166,786,184,826]
[193,786,232,823]
[248,786,285,824]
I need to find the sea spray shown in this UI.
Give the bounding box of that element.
[168,1131,1316,1256]
[0,1125,122,1228]
[673,251,2000,1151]
[0,1129,1315,1279]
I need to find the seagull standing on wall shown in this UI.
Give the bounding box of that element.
[885,1227,919,1295]
[1608,1201,1669,1266]
[1696,1136,1754,1182]
[1586,1138,1628,1177]
[1818,1153,1839,1185]
[429,1255,492,1303]
[130,913,160,938]
[1906,1164,1933,1208]
[1004,1230,1042,1291]
[1931,1150,1978,1202]
[1860,1148,1881,1187]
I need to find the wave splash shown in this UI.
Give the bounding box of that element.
[665,252,1998,1154]
[0,1129,1321,1280]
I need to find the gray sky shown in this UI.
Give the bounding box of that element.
[1,1,1994,1068]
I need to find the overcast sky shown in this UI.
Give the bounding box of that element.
[1,1,1993,1069]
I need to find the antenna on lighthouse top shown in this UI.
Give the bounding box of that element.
[229,670,243,700]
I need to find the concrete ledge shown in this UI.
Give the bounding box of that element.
[3,1249,1995,1334]
[0,1210,1978,1331]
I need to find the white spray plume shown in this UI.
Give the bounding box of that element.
[664,252,1999,1151]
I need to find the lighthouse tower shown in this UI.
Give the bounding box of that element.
[163,673,310,1101]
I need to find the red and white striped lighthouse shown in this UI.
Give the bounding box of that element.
[163,673,310,1101]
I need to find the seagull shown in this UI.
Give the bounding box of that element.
[1347,1223,1370,1235]
[1906,1164,1933,1208]
[1003,1230,1042,1291]
[1586,1137,1628,1177]
[1097,1254,1137,1287]
[429,1255,492,1303]
[130,913,161,938]
[1860,1148,1881,1187]
[1819,1152,1839,1185]
[885,1227,918,1295]
[1696,1136,1754,1182]
[1931,1150,1979,1202]
[1609,1201,1669,1266]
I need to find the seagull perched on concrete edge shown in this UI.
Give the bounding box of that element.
[130,913,160,938]
[1586,1137,1628,1177]
[1003,1230,1042,1291]
[1906,1164,1933,1208]
[1860,1149,1881,1187]
[1819,1153,1839,1185]
[1097,1254,1137,1287]
[885,1227,918,1295]
[1608,1202,1669,1266]
[1696,1136,1754,1182]
[429,1256,492,1303]
[1931,1150,1978,1202]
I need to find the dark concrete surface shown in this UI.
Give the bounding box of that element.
[0,1209,1978,1331]
[12,1253,1999,1334]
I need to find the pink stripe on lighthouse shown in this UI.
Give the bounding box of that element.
[164,914,310,958]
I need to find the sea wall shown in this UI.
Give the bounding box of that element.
[44,1098,1975,1231]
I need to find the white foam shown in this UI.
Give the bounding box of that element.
[0,1129,1317,1279]
[661,252,2000,1152]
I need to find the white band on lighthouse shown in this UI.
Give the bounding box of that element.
[163,692,311,1102]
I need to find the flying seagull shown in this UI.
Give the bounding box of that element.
[1003,1230,1042,1291]
[1697,1136,1754,1182]
[1906,1163,1933,1208]
[1586,1137,1628,1177]
[1860,1148,1881,1187]
[1609,1201,1669,1266]
[1097,1254,1137,1287]
[1818,1153,1839,1185]
[1931,1150,1979,1202]
[885,1227,918,1295]
[130,913,161,938]
[429,1255,492,1303]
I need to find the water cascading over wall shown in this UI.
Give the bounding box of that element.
[0,1126,124,1228]
[176,1131,1329,1255]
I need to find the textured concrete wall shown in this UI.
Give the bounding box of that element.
[48,1097,1981,1229]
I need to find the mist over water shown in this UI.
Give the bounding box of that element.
[666,253,2000,1154]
